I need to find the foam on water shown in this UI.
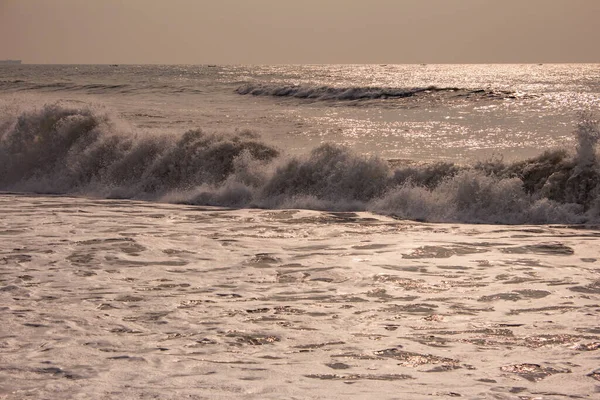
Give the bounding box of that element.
[1,102,599,224]
[2,194,599,399]
[2,67,600,398]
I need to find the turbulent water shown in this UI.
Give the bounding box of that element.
[1,65,600,399]
[1,64,600,224]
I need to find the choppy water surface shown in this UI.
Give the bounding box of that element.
[1,64,600,224]
[1,64,599,160]
[1,195,599,399]
[1,64,600,399]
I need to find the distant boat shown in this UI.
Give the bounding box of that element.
[0,60,21,65]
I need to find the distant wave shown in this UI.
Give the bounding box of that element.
[0,79,525,101]
[236,83,522,102]
[1,103,598,225]
[0,80,206,95]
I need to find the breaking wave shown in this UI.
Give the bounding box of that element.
[236,83,522,102]
[0,79,526,102]
[1,103,599,225]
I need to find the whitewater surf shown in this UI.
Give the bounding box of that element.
[1,64,599,399]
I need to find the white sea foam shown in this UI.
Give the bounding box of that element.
[1,102,599,224]
[1,194,599,399]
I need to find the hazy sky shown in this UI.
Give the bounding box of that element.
[1,0,599,64]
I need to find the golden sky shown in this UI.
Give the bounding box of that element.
[1,0,599,64]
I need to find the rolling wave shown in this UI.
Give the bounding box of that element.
[0,79,525,102]
[236,83,522,102]
[0,80,206,95]
[1,103,598,225]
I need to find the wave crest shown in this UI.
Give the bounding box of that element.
[1,103,599,225]
[0,80,207,95]
[0,104,279,196]
[236,83,521,102]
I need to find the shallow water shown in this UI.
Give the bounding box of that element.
[1,194,599,399]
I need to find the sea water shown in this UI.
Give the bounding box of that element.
[1,64,599,399]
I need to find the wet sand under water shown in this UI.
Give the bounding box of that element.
[0,193,599,399]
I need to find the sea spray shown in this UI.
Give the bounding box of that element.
[1,102,599,224]
[0,103,279,197]
[370,170,585,224]
[261,144,389,203]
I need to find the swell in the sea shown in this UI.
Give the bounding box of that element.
[0,80,207,95]
[0,79,524,101]
[1,103,599,225]
[235,83,524,102]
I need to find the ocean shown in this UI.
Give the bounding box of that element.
[1,64,599,399]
